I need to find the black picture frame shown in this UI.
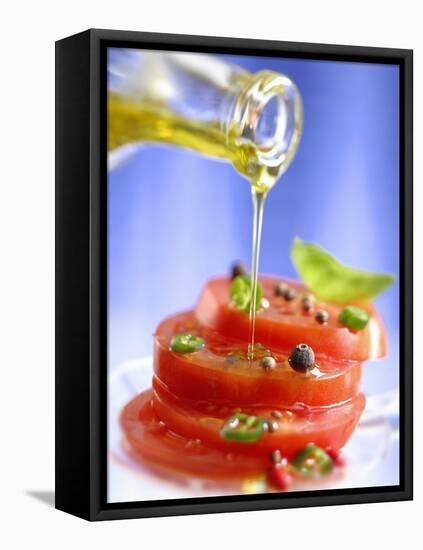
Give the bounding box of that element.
[55,28,413,521]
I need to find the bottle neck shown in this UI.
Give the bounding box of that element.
[227,70,302,190]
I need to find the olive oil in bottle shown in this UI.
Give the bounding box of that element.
[108,49,303,354]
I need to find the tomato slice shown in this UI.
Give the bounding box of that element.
[120,389,267,479]
[195,276,387,362]
[152,376,365,460]
[120,388,365,479]
[154,311,363,408]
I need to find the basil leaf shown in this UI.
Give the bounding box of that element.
[291,238,394,303]
[230,275,263,312]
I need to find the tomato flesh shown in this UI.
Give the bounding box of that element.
[120,273,382,482]
[120,388,365,479]
[120,389,266,479]
[195,276,387,362]
[154,311,363,408]
[121,389,365,479]
[152,376,365,460]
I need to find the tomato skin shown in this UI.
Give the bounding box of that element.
[120,389,267,479]
[154,311,363,408]
[195,276,387,362]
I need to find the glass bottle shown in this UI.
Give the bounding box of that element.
[108,48,303,192]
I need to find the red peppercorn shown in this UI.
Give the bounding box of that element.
[325,447,347,468]
[267,465,292,491]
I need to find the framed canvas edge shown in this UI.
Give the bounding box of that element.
[55,29,92,521]
[56,28,413,522]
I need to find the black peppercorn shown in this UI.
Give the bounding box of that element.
[288,343,315,373]
[283,287,297,301]
[315,309,329,324]
[274,281,288,297]
[267,420,279,433]
[231,262,247,280]
[302,294,315,311]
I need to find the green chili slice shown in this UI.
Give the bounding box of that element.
[292,444,334,477]
[338,305,369,330]
[230,275,263,313]
[221,413,265,443]
[169,333,205,354]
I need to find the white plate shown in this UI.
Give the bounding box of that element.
[108,358,399,503]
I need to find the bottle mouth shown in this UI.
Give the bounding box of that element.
[232,72,303,175]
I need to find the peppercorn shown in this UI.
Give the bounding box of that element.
[270,449,282,464]
[315,309,329,324]
[267,465,292,491]
[271,410,282,419]
[231,262,247,280]
[288,343,315,373]
[302,294,315,312]
[274,281,288,296]
[266,419,279,433]
[260,356,276,370]
[283,287,297,301]
[325,447,346,468]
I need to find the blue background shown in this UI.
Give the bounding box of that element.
[108,53,399,404]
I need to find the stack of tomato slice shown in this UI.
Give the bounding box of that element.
[121,276,386,484]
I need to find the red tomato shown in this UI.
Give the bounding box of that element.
[152,376,365,460]
[154,311,363,408]
[195,276,387,362]
[120,389,267,479]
